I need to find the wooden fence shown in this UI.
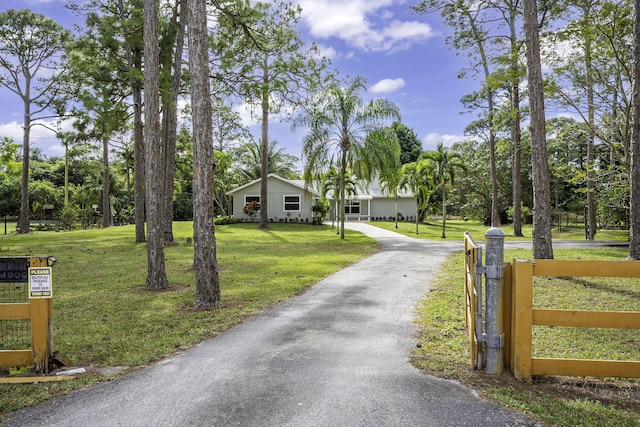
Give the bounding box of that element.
[0,256,54,374]
[463,234,640,382]
[463,232,483,369]
[507,259,640,383]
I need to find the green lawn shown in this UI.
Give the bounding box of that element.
[0,222,378,416]
[370,218,630,241]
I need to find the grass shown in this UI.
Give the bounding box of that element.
[0,222,378,416]
[412,246,640,426]
[371,218,630,241]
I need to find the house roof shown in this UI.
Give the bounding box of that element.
[226,174,321,197]
[227,174,414,200]
[325,180,414,200]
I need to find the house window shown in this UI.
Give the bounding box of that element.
[345,199,360,214]
[244,195,260,204]
[284,195,300,211]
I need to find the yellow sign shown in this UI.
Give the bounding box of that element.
[29,267,53,299]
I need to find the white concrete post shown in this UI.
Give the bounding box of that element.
[484,227,505,374]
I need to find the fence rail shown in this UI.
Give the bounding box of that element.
[463,232,483,369]
[508,258,640,382]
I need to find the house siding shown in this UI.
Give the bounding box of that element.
[370,198,416,219]
[230,176,316,223]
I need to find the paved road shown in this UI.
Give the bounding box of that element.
[2,223,537,427]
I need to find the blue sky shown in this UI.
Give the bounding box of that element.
[0,0,480,161]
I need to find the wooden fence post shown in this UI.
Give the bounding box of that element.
[511,260,533,383]
[29,257,53,374]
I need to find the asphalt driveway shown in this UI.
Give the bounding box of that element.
[2,223,537,427]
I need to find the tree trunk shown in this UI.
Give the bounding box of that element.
[523,0,554,259]
[189,0,221,307]
[259,54,270,229]
[465,8,500,228]
[414,197,419,234]
[339,148,347,239]
[510,7,523,237]
[441,184,447,238]
[629,0,640,259]
[161,0,186,243]
[143,0,169,289]
[102,134,110,228]
[117,0,146,243]
[133,79,146,243]
[488,98,500,227]
[584,18,597,241]
[394,193,398,229]
[19,101,31,234]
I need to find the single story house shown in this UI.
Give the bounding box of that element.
[227,174,417,223]
[227,174,320,223]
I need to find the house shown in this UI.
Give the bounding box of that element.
[228,174,417,223]
[326,180,417,222]
[227,174,320,223]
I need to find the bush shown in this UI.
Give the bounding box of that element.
[214,216,240,225]
[58,204,81,230]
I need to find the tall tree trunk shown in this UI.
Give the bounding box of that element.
[464,8,500,228]
[117,0,146,243]
[19,100,31,234]
[629,0,640,259]
[441,183,447,238]
[584,16,597,241]
[188,0,221,307]
[161,0,186,242]
[259,54,270,229]
[414,197,419,234]
[488,97,500,227]
[523,0,554,259]
[102,134,110,228]
[133,79,145,243]
[394,193,398,229]
[339,148,347,239]
[143,0,169,289]
[509,4,523,237]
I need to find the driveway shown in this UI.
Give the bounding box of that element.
[2,223,537,427]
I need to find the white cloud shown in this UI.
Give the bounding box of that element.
[422,132,465,150]
[369,78,406,94]
[233,101,295,129]
[0,118,77,157]
[296,0,433,52]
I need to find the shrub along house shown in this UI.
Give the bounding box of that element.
[228,174,417,223]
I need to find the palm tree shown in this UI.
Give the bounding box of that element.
[319,167,358,231]
[379,164,402,229]
[398,160,434,234]
[422,142,466,238]
[296,76,400,239]
[235,139,299,182]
